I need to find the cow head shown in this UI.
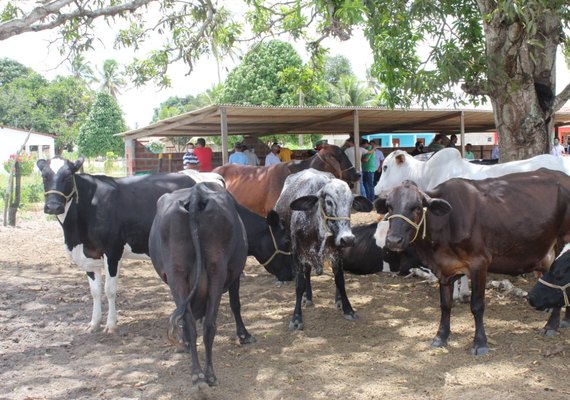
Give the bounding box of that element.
[37,157,84,215]
[316,144,361,183]
[528,249,570,310]
[375,181,451,252]
[261,210,294,282]
[374,150,415,198]
[290,179,372,248]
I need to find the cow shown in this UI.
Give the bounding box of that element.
[528,244,570,334]
[374,147,570,302]
[37,156,198,333]
[375,147,569,198]
[214,144,361,216]
[375,169,570,355]
[149,182,250,388]
[274,169,373,330]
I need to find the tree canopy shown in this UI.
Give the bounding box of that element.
[3,1,570,160]
[77,92,126,157]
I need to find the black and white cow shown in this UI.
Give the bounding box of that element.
[528,243,570,334]
[149,182,250,388]
[273,169,373,330]
[37,156,198,333]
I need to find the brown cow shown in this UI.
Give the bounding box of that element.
[213,144,360,216]
[375,169,570,355]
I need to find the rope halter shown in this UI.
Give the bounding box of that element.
[537,278,570,308]
[260,225,292,267]
[386,207,427,244]
[319,200,351,236]
[44,176,79,205]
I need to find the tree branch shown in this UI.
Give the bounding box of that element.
[0,0,155,41]
[553,82,570,113]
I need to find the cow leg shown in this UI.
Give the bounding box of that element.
[302,269,313,307]
[470,269,489,355]
[542,307,561,336]
[203,287,224,387]
[103,254,120,334]
[228,279,256,344]
[432,281,454,349]
[86,271,103,332]
[290,266,307,331]
[561,306,570,328]
[333,260,358,320]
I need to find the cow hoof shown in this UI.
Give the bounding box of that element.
[470,345,489,356]
[190,380,210,393]
[458,295,470,304]
[560,320,570,329]
[302,297,313,307]
[289,320,304,331]
[275,280,289,287]
[207,375,219,387]
[344,312,358,321]
[103,325,117,334]
[239,334,257,345]
[431,337,448,348]
[540,328,558,337]
[192,373,206,383]
[86,323,99,333]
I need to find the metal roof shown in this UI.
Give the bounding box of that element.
[119,104,570,141]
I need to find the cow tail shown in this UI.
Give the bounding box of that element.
[167,194,204,345]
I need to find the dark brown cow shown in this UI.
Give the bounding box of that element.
[375,169,570,355]
[213,144,360,216]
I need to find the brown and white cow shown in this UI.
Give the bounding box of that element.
[214,144,360,216]
[375,169,570,355]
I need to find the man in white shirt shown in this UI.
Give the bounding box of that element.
[551,137,566,157]
[264,143,282,166]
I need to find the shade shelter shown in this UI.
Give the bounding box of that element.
[118,104,570,171]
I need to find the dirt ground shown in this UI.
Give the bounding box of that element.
[1,210,569,400]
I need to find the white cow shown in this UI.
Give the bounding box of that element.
[375,147,569,197]
[374,147,569,302]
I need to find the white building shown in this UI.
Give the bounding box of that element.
[0,126,56,174]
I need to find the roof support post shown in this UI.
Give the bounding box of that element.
[460,111,465,156]
[220,106,229,164]
[353,109,362,195]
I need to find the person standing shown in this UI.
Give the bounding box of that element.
[427,134,445,153]
[278,145,293,162]
[551,137,566,157]
[373,139,385,186]
[491,143,500,160]
[464,143,475,160]
[243,145,260,166]
[264,143,282,166]
[182,141,201,170]
[446,134,458,148]
[360,139,376,202]
[194,137,213,172]
[228,142,249,165]
[565,137,570,154]
[411,141,425,156]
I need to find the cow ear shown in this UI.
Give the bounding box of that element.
[178,199,191,213]
[395,152,407,165]
[266,210,280,227]
[290,195,318,211]
[374,197,389,214]
[352,196,373,212]
[37,159,47,172]
[73,157,85,172]
[423,194,452,216]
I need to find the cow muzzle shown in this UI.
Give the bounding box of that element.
[338,234,355,248]
[44,200,65,215]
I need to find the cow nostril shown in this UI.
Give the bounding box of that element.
[340,236,355,248]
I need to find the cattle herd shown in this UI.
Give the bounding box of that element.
[36,145,570,389]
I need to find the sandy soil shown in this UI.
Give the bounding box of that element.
[1,210,569,400]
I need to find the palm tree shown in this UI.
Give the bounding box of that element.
[69,53,95,83]
[98,59,125,99]
[327,74,374,106]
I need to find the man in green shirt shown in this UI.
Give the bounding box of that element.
[360,139,376,201]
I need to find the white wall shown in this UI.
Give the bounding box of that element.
[0,126,55,171]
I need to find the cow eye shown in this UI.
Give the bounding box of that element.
[383,165,387,172]
[326,199,333,208]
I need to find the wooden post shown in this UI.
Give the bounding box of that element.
[3,130,31,227]
[221,107,229,164]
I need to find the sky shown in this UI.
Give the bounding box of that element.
[2,9,570,131]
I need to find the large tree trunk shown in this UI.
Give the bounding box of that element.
[478,1,563,162]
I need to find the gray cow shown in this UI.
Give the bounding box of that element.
[274,169,373,330]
